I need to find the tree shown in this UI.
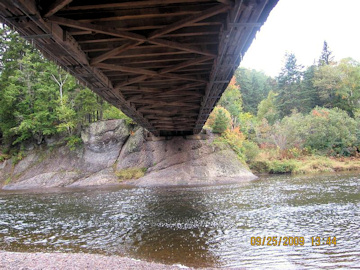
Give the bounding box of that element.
[257,91,279,124]
[299,65,321,113]
[276,52,304,117]
[318,41,334,66]
[213,109,232,133]
[218,77,242,125]
[0,27,132,148]
[234,68,273,115]
[205,106,232,133]
[313,58,360,116]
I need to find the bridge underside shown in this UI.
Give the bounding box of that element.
[0,0,277,136]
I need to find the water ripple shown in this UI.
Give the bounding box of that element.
[0,172,359,268]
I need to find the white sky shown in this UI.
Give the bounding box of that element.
[240,0,360,77]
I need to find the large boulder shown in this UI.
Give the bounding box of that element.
[117,134,257,186]
[2,120,131,189]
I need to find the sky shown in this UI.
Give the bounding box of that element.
[240,0,360,77]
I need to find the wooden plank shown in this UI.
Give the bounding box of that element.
[49,16,214,57]
[43,0,73,17]
[149,39,216,57]
[113,56,209,87]
[48,16,147,42]
[149,4,229,39]
[159,73,207,83]
[114,75,149,88]
[95,63,158,76]
[64,0,211,11]
[79,11,199,23]
[217,0,234,5]
[90,41,142,65]
[158,56,213,74]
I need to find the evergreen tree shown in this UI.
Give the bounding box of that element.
[318,41,334,66]
[0,27,130,148]
[299,65,321,113]
[276,52,304,117]
[234,68,272,115]
[213,109,231,133]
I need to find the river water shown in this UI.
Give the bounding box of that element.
[0,172,359,269]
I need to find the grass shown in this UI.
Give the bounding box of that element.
[4,177,11,185]
[0,154,10,162]
[115,167,147,181]
[249,149,360,174]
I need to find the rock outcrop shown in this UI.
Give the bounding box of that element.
[0,120,256,190]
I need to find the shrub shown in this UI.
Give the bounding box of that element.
[205,106,232,133]
[303,107,357,155]
[220,127,246,160]
[103,105,135,125]
[12,150,25,165]
[257,107,359,157]
[242,140,260,162]
[249,160,270,173]
[116,167,147,181]
[65,135,82,151]
[0,154,10,162]
[268,160,297,174]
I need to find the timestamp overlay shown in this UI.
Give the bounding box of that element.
[0,172,359,269]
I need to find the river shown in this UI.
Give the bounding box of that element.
[0,172,359,269]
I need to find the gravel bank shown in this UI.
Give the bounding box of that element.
[0,251,201,270]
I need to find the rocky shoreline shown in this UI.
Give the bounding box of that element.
[0,251,213,270]
[0,119,256,190]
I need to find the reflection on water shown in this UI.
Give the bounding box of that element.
[0,172,359,268]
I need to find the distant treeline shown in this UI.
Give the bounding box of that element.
[206,41,360,159]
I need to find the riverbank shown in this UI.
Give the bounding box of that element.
[250,154,360,174]
[0,251,207,270]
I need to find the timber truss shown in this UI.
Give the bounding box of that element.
[0,0,277,136]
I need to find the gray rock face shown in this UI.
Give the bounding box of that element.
[1,120,256,190]
[81,119,129,152]
[117,133,256,186]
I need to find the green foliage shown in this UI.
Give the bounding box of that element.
[313,58,360,116]
[218,82,242,124]
[250,159,297,174]
[0,154,10,162]
[103,105,135,125]
[276,52,304,117]
[213,109,231,133]
[268,160,297,174]
[303,107,357,156]
[0,27,133,148]
[205,106,232,133]
[65,135,82,151]
[116,167,147,181]
[235,68,273,115]
[56,95,77,136]
[256,107,358,157]
[242,140,260,162]
[4,177,11,185]
[220,127,246,160]
[12,150,25,165]
[257,91,278,124]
